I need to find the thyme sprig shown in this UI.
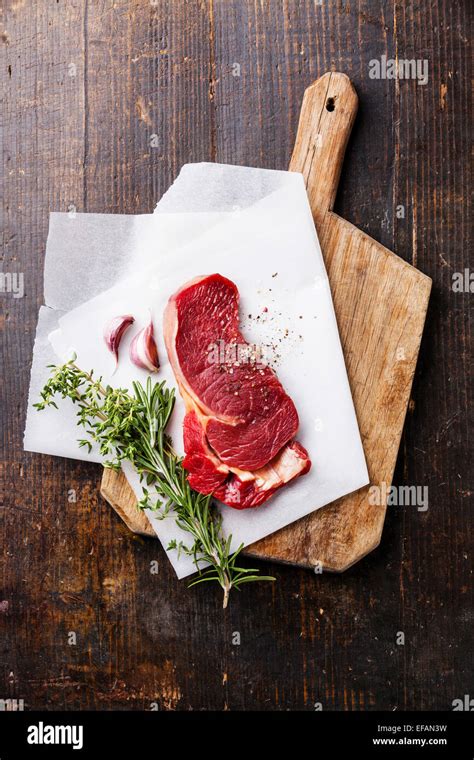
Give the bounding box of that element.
[35,359,274,607]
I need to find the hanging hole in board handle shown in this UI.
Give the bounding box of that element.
[326,97,335,112]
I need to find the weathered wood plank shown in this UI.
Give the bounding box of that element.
[1,0,471,712]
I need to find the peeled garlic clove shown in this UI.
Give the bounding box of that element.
[130,319,160,372]
[104,315,135,365]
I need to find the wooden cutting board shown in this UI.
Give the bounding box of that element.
[101,72,431,571]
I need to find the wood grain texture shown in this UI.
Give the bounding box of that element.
[101,71,432,572]
[1,0,471,711]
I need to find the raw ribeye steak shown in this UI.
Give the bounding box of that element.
[164,274,311,508]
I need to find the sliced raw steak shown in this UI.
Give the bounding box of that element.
[164,274,311,508]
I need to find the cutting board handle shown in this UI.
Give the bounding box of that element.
[290,72,358,226]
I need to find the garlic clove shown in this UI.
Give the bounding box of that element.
[130,319,160,372]
[104,315,135,366]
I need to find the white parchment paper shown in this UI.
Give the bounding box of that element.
[25,164,369,579]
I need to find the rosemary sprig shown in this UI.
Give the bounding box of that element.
[34,359,275,607]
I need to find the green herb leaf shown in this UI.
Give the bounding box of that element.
[36,359,273,606]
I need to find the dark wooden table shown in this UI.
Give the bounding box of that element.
[1,1,471,711]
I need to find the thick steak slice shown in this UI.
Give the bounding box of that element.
[163,274,299,470]
[164,274,312,509]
